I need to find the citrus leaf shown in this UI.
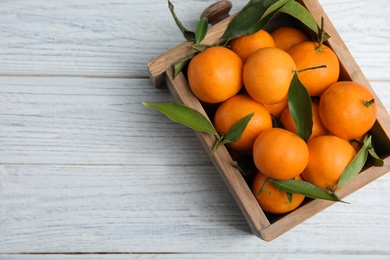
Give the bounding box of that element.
[247,0,292,36]
[260,0,292,20]
[337,135,372,188]
[288,72,313,142]
[195,17,208,44]
[317,17,331,46]
[223,113,254,143]
[220,0,282,41]
[365,134,384,166]
[271,179,342,202]
[143,102,217,135]
[168,0,195,41]
[258,177,272,196]
[279,0,319,36]
[368,147,384,167]
[173,53,195,77]
[286,192,293,203]
[210,113,254,157]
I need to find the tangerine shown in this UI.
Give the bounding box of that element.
[319,81,377,140]
[187,46,243,104]
[301,135,356,192]
[251,171,305,214]
[230,29,275,62]
[287,41,340,96]
[253,128,309,180]
[271,26,309,51]
[213,94,272,152]
[263,98,288,118]
[243,47,296,105]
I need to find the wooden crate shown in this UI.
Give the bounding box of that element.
[147,0,390,241]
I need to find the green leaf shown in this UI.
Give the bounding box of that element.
[224,113,254,143]
[279,1,319,36]
[168,0,196,41]
[286,192,293,203]
[288,72,313,142]
[317,17,331,47]
[260,0,292,20]
[195,17,208,44]
[221,0,282,41]
[258,177,272,196]
[271,179,343,202]
[337,135,372,188]
[210,113,254,156]
[368,147,384,167]
[173,53,195,77]
[143,102,217,135]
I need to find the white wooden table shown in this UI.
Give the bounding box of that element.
[1,0,389,258]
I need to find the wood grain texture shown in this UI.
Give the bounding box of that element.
[0,0,390,257]
[2,255,390,260]
[0,165,389,254]
[0,0,388,80]
[0,0,245,78]
[0,77,212,165]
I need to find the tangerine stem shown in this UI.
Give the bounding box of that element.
[258,177,272,196]
[191,45,205,52]
[190,43,216,52]
[363,98,375,108]
[296,65,327,74]
[316,17,330,52]
[209,133,223,157]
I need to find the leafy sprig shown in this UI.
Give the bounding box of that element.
[241,134,384,203]
[169,0,320,76]
[143,102,253,156]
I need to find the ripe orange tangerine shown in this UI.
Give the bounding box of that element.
[319,81,377,140]
[187,46,243,104]
[302,135,356,192]
[263,98,288,118]
[230,29,275,62]
[271,26,309,51]
[243,47,296,105]
[251,171,305,214]
[213,94,272,153]
[288,41,340,96]
[253,128,309,180]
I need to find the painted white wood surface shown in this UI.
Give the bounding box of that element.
[0,0,389,258]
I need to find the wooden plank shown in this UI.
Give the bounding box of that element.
[372,81,390,113]
[0,0,388,80]
[0,77,212,165]
[1,254,390,260]
[319,0,390,81]
[0,0,389,256]
[0,0,246,78]
[0,165,389,253]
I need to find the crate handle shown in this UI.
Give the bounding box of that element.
[147,1,236,88]
[200,0,232,25]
